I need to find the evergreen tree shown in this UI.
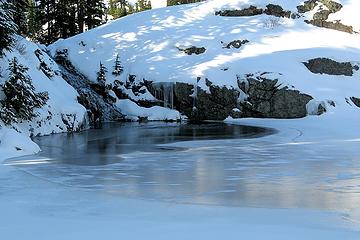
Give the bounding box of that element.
[108,0,128,19]
[84,0,105,30]
[96,62,107,85]
[112,54,123,76]
[27,0,41,39]
[55,0,77,39]
[37,0,57,44]
[0,0,17,56]
[0,57,48,125]
[10,0,28,34]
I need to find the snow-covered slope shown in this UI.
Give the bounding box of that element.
[49,0,360,112]
[0,36,87,159]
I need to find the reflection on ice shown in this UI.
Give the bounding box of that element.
[5,122,360,214]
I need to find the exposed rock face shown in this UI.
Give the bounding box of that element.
[55,50,124,125]
[305,19,354,33]
[147,74,313,121]
[216,6,263,17]
[178,46,206,55]
[223,40,249,49]
[303,58,358,76]
[350,97,360,108]
[297,0,342,14]
[297,0,318,13]
[173,81,240,122]
[298,0,354,33]
[264,4,291,18]
[216,4,292,18]
[237,75,313,118]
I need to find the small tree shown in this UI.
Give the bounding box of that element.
[96,62,107,85]
[112,54,123,76]
[0,57,48,125]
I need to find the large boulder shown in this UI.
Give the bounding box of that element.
[264,4,291,18]
[304,58,358,76]
[237,74,313,118]
[173,81,240,122]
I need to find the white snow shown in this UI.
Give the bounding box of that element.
[116,99,181,120]
[0,36,87,160]
[49,0,360,113]
[1,1,360,239]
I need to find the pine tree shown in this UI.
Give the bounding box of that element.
[112,54,123,76]
[0,0,17,56]
[27,0,41,39]
[0,57,48,125]
[96,62,107,85]
[37,0,57,44]
[10,0,28,35]
[84,0,105,30]
[108,0,128,19]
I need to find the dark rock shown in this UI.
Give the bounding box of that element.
[223,40,249,49]
[304,58,356,76]
[297,0,318,13]
[237,75,313,118]
[297,0,342,14]
[216,6,263,17]
[305,19,354,33]
[327,100,336,107]
[264,4,291,18]
[321,0,343,13]
[350,97,360,108]
[55,52,124,124]
[300,1,352,33]
[313,10,331,21]
[174,82,240,122]
[178,46,206,55]
[317,103,327,115]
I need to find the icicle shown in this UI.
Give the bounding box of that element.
[170,83,174,109]
[192,77,201,111]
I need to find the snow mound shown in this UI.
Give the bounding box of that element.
[0,36,87,160]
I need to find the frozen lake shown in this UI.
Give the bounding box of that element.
[5,122,360,213]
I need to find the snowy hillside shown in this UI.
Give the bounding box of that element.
[49,0,360,121]
[0,36,87,159]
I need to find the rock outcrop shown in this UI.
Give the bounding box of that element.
[54,50,124,125]
[178,46,206,55]
[303,58,358,76]
[146,74,314,121]
[216,4,293,18]
[350,97,360,108]
[298,0,354,33]
[216,6,263,17]
[223,40,249,49]
[237,74,313,118]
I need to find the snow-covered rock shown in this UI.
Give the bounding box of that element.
[48,0,360,121]
[0,36,87,158]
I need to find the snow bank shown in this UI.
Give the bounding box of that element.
[0,36,87,161]
[116,99,181,121]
